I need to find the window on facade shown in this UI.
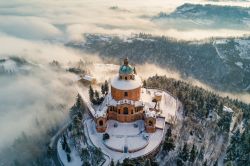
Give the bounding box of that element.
[118,109,120,114]
[124,92,128,97]
[148,120,153,126]
[120,76,122,79]
[125,76,127,80]
[123,107,129,114]
[99,120,103,126]
[131,109,134,114]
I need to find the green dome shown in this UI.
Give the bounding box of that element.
[119,65,134,74]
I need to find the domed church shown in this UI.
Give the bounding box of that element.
[95,58,161,133]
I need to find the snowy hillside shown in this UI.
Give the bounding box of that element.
[0,57,32,74]
[152,3,250,30]
[0,58,17,73]
[67,34,250,93]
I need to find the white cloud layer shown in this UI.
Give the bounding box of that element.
[0,0,249,41]
[0,0,250,164]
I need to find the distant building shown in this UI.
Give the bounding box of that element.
[78,74,97,85]
[95,58,162,133]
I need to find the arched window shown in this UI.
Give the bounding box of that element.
[148,120,153,126]
[125,76,127,80]
[124,92,128,97]
[131,109,134,114]
[99,120,103,126]
[123,107,128,114]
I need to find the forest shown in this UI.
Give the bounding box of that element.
[67,33,250,93]
[146,75,250,166]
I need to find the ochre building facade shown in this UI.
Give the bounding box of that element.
[95,58,157,133]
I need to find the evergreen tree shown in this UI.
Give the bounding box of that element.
[76,93,82,109]
[189,144,197,162]
[110,160,115,166]
[203,160,207,166]
[226,129,241,161]
[65,143,71,153]
[82,162,91,166]
[62,135,67,150]
[122,158,133,166]
[198,147,204,160]
[176,158,183,166]
[101,84,105,96]
[104,80,109,94]
[92,147,103,164]
[180,143,189,162]
[166,127,172,138]
[67,154,71,162]
[150,160,159,166]
[143,80,147,87]
[77,111,83,120]
[213,160,218,166]
[145,159,151,166]
[218,102,224,115]
[89,85,94,102]
[163,137,175,152]
[80,148,90,162]
[95,90,100,101]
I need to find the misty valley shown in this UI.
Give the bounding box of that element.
[0,1,250,166]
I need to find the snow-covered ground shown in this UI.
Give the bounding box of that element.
[141,88,178,123]
[235,61,243,69]
[76,86,178,162]
[85,118,165,162]
[235,39,250,60]
[103,120,148,152]
[0,59,17,73]
[58,71,179,165]
[57,138,82,166]
[213,41,226,60]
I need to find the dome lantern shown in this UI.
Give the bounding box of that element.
[119,58,135,75]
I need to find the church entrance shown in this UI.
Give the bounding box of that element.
[123,107,128,114]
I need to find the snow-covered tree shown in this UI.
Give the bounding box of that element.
[89,85,94,102]
[180,143,189,162]
[163,137,175,152]
[189,144,197,162]
[104,80,109,94]
[101,84,105,96]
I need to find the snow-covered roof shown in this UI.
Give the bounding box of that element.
[144,102,156,109]
[111,75,142,90]
[145,110,156,118]
[95,107,107,118]
[154,91,162,96]
[223,106,234,113]
[134,101,144,107]
[105,93,144,107]
[82,75,95,81]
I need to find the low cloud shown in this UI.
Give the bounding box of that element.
[0,0,250,164]
[0,0,249,41]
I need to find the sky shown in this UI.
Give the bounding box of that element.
[0,0,250,164]
[0,0,250,41]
